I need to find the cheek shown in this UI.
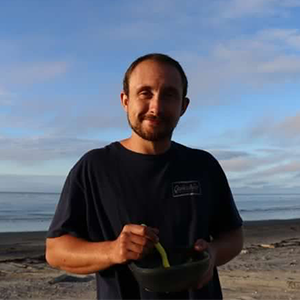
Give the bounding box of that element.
[128,103,146,119]
[166,105,182,118]
[133,102,148,114]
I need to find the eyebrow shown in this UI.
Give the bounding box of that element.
[136,85,180,94]
[162,86,180,94]
[136,85,152,93]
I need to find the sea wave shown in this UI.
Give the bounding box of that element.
[239,206,300,213]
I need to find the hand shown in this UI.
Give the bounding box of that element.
[110,224,159,265]
[194,239,216,289]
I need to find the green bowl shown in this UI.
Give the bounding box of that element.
[129,247,210,293]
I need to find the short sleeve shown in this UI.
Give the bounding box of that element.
[209,156,243,238]
[47,165,88,240]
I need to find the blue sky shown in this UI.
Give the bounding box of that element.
[1,0,300,193]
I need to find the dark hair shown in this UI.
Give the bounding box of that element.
[123,53,188,98]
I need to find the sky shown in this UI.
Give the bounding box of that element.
[0,0,300,194]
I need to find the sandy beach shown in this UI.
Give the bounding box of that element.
[0,219,299,300]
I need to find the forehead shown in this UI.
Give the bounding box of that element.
[129,60,182,90]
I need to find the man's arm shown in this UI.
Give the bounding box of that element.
[46,224,159,275]
[209,225,244,266]
[46,235,115,274]
[194,226,244,288]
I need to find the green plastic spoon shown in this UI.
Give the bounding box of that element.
[141,224,170,268]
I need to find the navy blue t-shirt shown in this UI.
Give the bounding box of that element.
[47,141,243,299]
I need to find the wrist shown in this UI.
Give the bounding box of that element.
[103,240,117,267]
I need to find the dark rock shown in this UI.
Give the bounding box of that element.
[48,274,94,285]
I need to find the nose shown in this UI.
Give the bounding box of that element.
[149,93,164,116]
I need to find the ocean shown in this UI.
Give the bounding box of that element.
[0,192,300,233]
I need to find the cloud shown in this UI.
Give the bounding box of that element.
[0,174,64,193]
[259,55,300,74]
[219,0,276,19]
[101,22,166,42]
[210,150,249,160]
[177,28,300,104]
[250,111,300,144]
[277,112,300,136]
[211,144,300,191]
[256,161,300,176]
[257,28,300,50]
[217,0,300,19]
[235,161,300,189]
[0,136,108,165]
[0,87,10,97]
[213,147,280,173]
[220,156,265,172]
[247,180,270,186]
[94,1,221,46]
[228,159,300,190]
[47,104,126,137]
[0,92,127,138]
[1,1,299,195]
[0,61,68,86]
[232,185,300,194]
[0,87,14,105]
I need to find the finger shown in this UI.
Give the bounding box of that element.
[194,239,209,252]
[148,227,159,235]
[126,241,144,255]
[122,249,143,262]
[144,227,159,243]
[129,232,154,248]
[141,225,159,242]
[118,230,154,260]
[123,224,159,243]
[126,239,154,258]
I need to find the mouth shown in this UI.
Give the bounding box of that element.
[143,115,164,125]
[144,119,164,128]
[145,118,161,125]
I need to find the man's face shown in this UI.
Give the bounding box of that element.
[121,60,188,142]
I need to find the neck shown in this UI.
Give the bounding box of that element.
[120,133,171,155]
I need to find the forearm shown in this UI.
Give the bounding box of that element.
[46,235,115,274]
[210,226,244,267]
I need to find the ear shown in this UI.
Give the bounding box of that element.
[180,97,190,116]
[120,91,129,112]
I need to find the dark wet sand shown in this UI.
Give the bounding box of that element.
[0,219,299,299]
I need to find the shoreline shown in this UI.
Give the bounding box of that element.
[1,217,300,233]
[0,218,299,260]
[0,219,299,299]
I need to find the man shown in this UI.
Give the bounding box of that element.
[46,53,244,299]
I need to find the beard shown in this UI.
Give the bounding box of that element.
[127,113,178,142]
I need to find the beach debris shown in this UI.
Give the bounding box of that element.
[287,280,300,290]
[48,274,94,285]
[259,244,275,249]
[11,262,28,268]
[275,240,300,248]
[290,260,297,266]
[247,238,300,251]
[241,250,248,254]
[0,255,45,264]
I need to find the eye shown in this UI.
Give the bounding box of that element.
[165,92,175,97]
[163,88,180,99]
[139,90,152,98]
[163,91,179,101]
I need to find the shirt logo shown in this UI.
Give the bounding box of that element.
[172,181,201,197]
